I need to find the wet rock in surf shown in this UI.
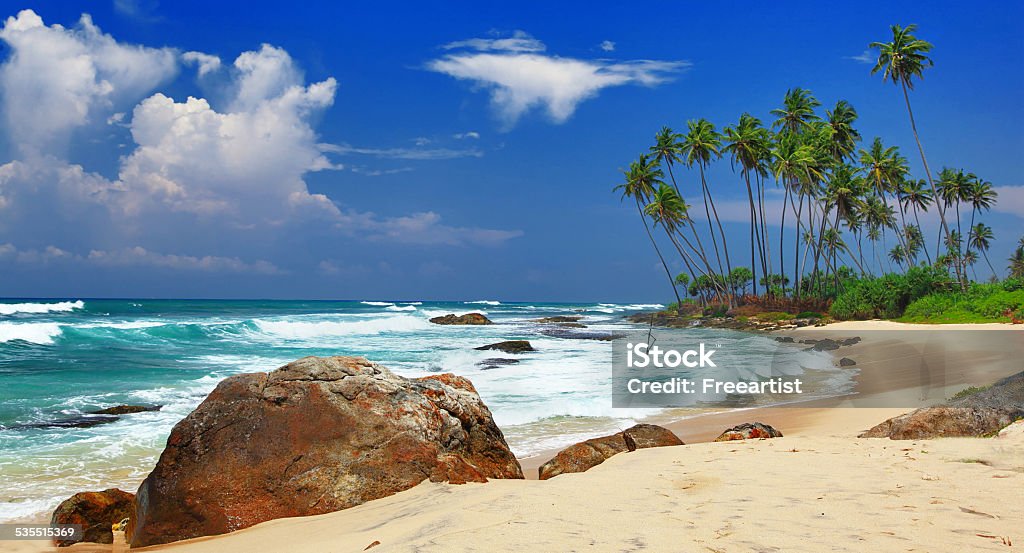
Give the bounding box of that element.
[839,357,857,367]
[533,316,583,323]
[538,424,683,480]
[474,340,534,354]
[713,422,783,441]
[429,313,492,325]
[1,414,120,430]
[50,488,134,547]
[130,356,522,547]
[88,405,162,415]
[539,328,622,341]
[477,358,520,370]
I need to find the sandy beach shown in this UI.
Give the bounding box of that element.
[11,321,1023,552]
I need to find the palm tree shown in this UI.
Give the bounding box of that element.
[825,100,862,163]
[723,113,771,296]
[870,24,959,285]
[649,127,684,194]
[1009,237,1024,280]
[966,177,997,241]
[899,178,934,263]
[968,223,996,278]
[771,88,821,134]
[937,168,973,278]
[771,131,817,296]
[681,119,733,303]
[615,155,681,308]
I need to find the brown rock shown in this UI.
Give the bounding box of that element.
[474,340,535,354]
[538,424,682,480]
[858,407,1019,439]
[428,313,492,325]
[50,488,134,547]
[130,356,522,547]
[713,422,783,441]
[860,370,1024,439]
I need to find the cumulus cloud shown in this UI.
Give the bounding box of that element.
[599,40,615,52]
[992,185,1024,218]
[0,241,281,273]
[454,131,480,140]
[428,31,687,127]
[0,9,177,154]
[368,211,524,246]
[182,51,221,76]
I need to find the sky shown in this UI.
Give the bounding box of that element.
[0,1,1020,302]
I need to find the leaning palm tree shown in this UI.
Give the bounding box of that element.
[723,113,771,296]
[615,155,680,308]
[681,119,733,302]
[649,127,685,194]
[870,24,959,285]
[968,223,996,278]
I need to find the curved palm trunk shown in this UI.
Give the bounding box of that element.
[635,199,681,309]
[743,171,761,297]
[778,181,790,296]
[911,205,932,265]
[901,80,961,288]
[982,249,996,278]
[757,173,772,291]
[698,164,733,306]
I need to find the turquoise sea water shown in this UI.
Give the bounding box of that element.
[0,298,845,522]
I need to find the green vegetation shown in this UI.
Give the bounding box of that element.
[615,23,1020,326]
[949,385,990,402]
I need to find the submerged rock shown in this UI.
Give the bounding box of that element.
[477,358,520,370]
[429,313,492,325]
[533,316,583,323]
[474,340,535,354]
[129,356,522,547]
[713,422,783,441]
[2,415,120,430]
[538,424,683,480]
[50,488,134,547]
[88,405,162,415]
[860,371,1024,439]
[539,328,622,341]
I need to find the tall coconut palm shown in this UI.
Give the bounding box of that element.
[968,223,996,278]
[723,113,771,296]
[899,177,934,263]
[966,177,997,243]
[1009,238,1024,280]
[649,127,684,194]
[770,88,821,134]
[825,100,862,163]
[870,24,959,285]
[615,155,681,308]
[772,131,818,295]
[937,168,973,276]
[681,119,733,303]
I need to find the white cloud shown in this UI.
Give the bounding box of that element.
[321,143,482,160]
[442,30,545,53]
[182,51,221,76]
[368,211,523,246]
[846,50,874,64]
[230,44,303,112]
[87,246,283,273]
[428,32,687,127]
[0,9,177,155]
[600,40,615,52]
[454,131,480,140]
[350,166,414,177]
[992,186,1024,219]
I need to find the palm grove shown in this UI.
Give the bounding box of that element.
[617,24,1019,320]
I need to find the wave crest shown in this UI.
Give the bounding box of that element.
[0,300,84,316]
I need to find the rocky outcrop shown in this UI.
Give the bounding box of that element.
[477,358,520,370]
[129,356,522,547]
[429,313,492,325]
[860,371,1024,439]
[88,404,162,415]
[800,337,861,351]
[50,488,134,547]
[533,316,583,324]
[839,357,857,367]
[538,424,682,480]
[474,340,534,354]
[713,422,783,441]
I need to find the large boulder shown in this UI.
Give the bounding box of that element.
[538,424,682,480]
[474,340,535,354]
[713,422,783,441]
[50,488,134,547]
[860,371,1024,439]
[429,313,492,325]
[129,356,522,547]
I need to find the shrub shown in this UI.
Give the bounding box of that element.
[757,311,795,321]
[795,311,822,319]
[830,266,953,320]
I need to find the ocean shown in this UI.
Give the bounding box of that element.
[0,299,846,522]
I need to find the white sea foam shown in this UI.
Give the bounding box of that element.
[0,322,62,344]
[386,305,417,312]
[75,321,167,330]
[401,302,423,305]
[0,496,69,523]
[360,301,394,306]
[465,300,501,305]
[0,300,84,316]
[253,315,431,340]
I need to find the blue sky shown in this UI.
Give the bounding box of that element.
[0,1,1021,301]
